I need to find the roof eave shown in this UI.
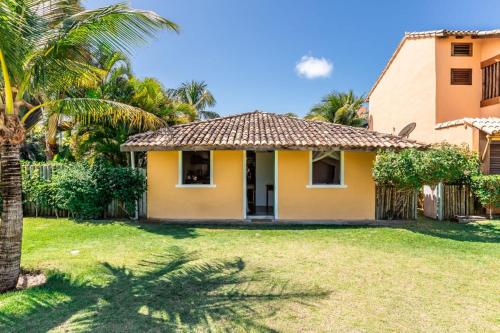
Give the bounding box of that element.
[120,144,425,153]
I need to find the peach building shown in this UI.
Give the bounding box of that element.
[368,29,500,174]
[121,111,421,222]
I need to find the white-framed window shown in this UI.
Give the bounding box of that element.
[307,151,347,188]
[176,151,215,188]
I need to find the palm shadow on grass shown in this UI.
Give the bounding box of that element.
[0,247,330,332]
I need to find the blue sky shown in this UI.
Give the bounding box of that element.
[85,0,500,117]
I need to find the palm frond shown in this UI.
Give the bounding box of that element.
[47,98,165,130]
[50,3,179,56]
[199,110,220,120]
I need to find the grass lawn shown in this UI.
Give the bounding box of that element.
[0,217,499,332]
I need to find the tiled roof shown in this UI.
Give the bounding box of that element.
[367,29,500,99]
[405,29,500,38]
[435,117,500,135]
[121,111,424,152]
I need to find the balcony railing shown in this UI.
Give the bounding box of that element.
[481,56,500,107]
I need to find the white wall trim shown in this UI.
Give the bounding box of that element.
[274,150,279,220]
[308,150,346,188]
[306,184,348,189]
[177,150,215,187]
[243,151,247,219]
[175,184,216,188]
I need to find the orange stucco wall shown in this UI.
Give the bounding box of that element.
[147,150,244,219]
[435,37,483,122]
[369,38,437,142]
[370,36,500,151]
[277,151,376,220]
[434,125,475,147]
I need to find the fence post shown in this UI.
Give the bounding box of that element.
[437,182,444,221]
[130,151,139,221]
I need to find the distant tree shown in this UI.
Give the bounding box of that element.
[169,80,220,120]
[306,90,367,127]
[282,112,299,118]
[69,75,196,165]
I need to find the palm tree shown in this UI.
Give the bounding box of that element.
[169,80,219,120]
[306,90,367,127]
[68,75,197,165]
[0,0,178,292]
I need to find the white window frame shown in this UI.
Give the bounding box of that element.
[306,150,347,189]
[176,150,216,188]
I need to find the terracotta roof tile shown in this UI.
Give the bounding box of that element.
[405,29,500,38]
[121,111,425,151]
[435,117,500,135]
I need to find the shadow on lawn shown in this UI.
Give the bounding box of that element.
[0,247,329,332]
[401,219,500,244]
[70,218,200,239]
[158,219,500,244]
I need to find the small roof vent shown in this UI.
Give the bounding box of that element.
[452,43,473,56]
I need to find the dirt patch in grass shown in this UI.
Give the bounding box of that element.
[16,271,47,290]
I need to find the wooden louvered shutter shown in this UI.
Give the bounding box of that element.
[451,43,473,56]
[490,142,500,174]
[451,68,472,85]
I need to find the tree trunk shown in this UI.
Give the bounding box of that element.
[45,142,58,161]
[0,144,23,292]
[45,113,60,161]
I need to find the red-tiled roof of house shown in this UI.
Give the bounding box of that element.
[435,117,500,135]
[121,111,424,152]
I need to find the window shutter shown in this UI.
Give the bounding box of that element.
[451,43,473,56]
[490,142,500,175]
[451,68,472,85]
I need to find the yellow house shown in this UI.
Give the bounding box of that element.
[121,111,421,222]
[368,29,500,174]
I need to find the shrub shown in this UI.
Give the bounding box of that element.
[471,175,500,219]
[21,164,57,216]
[91,159,146,216]
[22,161,147,219]
[421,143,480,185]
[373,144,480,189]
[51,162,102,219]
[372,148,424,189]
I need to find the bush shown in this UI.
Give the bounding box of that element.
[51,162,102,219]
[21,161,146,219]
[21,164,57,216]
[471,175,500,219]
[91,160,146,216]
[372,148,423,189]
[373,144,480,189]
[420,143,480,185]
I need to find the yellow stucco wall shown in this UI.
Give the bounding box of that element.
[147,150,244,219]
[277,151,376,220]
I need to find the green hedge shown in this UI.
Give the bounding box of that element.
[373,143,480,189]
[21,160,145,219]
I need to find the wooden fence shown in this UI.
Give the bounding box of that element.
[440,184,479,220]
[22,164,147,219]
[375,186,418,220]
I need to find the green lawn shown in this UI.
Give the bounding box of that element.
[0,218,499,332]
